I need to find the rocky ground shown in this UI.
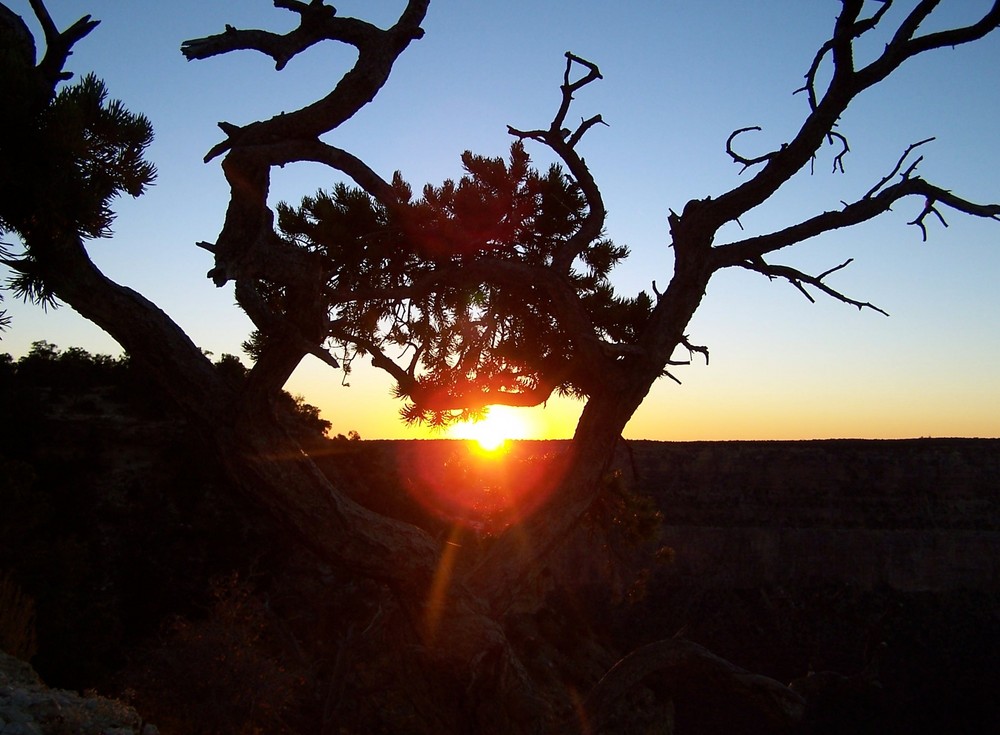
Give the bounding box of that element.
[0,650,156,735]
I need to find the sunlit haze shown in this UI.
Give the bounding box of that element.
[3,1,999,441]
[448,406,537,452]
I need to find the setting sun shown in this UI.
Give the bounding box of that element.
[448,405,535,451]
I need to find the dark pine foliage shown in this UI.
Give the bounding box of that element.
[268,142,651,426]
[0,65,156,307]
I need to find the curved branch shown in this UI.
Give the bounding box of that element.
[726,126,782,173]
[826,129,850,173]
[578,639,805,734]
[679,335,710,366]
[410,375,565,413]
[188,1,428,296]
[328,323,419,394]
[180,2,371,70]
[185,1,427,160]
[910,183,1000,237]
[274,139,399,203]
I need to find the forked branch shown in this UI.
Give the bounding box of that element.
[863,137,935,199]
[184,0,428,162]
[702,0,1000,233]
[181,1,369,71]
[909,187,1000,241]
[25,0,100,88]
[739,256,889,315]
[795,0,893,110]
[508,53,609,274]
[508,53,607,151]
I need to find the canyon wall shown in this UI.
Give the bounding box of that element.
[626,438,1000,592]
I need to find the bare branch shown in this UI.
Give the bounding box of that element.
[702,1,1000,234]
[713,176,1000,270]
[26,0,100,87]
[508,53,606,152]
[795,0,894,110]
[864,137,935,198]
[726,126,782,173]
[273,140,399,203]
[188,0,428,299]
[908,199,946,241]
[185,0,428,159]
[712,142,999,315]
[855,1,1000,93]
[567,113,608,149]
[26,0,57,40]
[508,53,608,275]
[888,0,938,52]
[827,130,850,173]
[738,257,889,315]
[328,324,419,395]
[680,335,710,366]
[661,369,682,385]
[829,0,866,77]
[907,186,1000,241]
[180,2,361,71]
[554,52,603,133]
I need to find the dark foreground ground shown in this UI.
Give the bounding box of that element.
[375,437,1000,732]
[1,355,997,733]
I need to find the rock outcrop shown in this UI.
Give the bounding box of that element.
[0,650,156,735]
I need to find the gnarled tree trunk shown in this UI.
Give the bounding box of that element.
[7,1,1000,732]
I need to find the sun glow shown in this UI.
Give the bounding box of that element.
[398,405,565,533]
[448,405,534,452]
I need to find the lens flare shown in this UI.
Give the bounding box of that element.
[398,440,569,534]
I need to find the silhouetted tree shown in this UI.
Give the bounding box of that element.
[2,1,999,732]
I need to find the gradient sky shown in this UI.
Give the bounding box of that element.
[3,1,999,441]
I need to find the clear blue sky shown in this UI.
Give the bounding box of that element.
[4,1,999,440]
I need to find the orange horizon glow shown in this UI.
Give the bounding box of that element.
[278,354,1000,443]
